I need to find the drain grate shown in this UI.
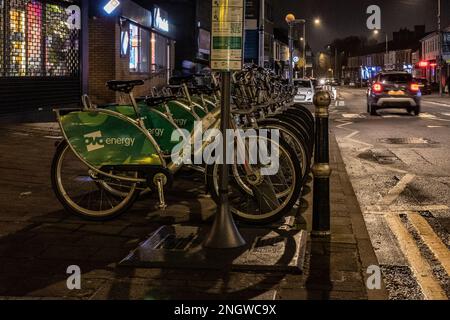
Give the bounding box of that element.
[378,137,435,145]
[155,233,197,251]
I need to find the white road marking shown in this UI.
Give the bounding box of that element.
[335,120,353,128]
[427,126,443,128]
[419,113,437,119]
[44,136,63,139]
[424,101,450,108]
[344,131,359,139]
[385,213,447,300]
[379,174,416,206]
[381,115,401,118]
[441,112,450,117]
[342,113,365,119]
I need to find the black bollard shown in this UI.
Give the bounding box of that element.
[311,91,332,236]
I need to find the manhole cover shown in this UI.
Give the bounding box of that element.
[378,137,435,145]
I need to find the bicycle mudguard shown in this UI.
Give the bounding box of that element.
[202,96,218,112]
[56,109,164,168]
[177,98,208,118]
[104,105,184,155]
[162,101,199,133]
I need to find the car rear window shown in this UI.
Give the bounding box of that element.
[295,80,311,88]
[380,74,412,84]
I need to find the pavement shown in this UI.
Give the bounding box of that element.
[331,87,450,300]
[0,117,387,300]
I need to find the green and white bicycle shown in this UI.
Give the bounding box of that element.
[51,77,303,224]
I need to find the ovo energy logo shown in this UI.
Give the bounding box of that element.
[84,131,104,152]
[84,131,136,152]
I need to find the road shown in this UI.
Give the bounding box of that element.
[331,87,450,299]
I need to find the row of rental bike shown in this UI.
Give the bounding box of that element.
[51,66,316,225]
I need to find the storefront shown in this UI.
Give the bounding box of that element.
[0,0,83,113]
[89,0,175,104]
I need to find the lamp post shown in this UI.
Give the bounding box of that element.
[285,16,321,81]
[438,0,443,96]
[374,29,389,70]
[373,29,388,56]
[286,14,296,84]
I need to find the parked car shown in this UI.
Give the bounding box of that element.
[367,71,421,116]
[413,78,432,95]
[293,78,314,103]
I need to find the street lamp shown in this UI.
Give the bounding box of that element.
[437,0,443,96]
[285,14,307,82]
[373,29,389,56]
[314,18,321,25]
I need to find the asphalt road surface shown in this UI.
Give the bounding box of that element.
[332,87,450,299]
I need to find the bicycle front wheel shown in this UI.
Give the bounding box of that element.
[205,137,302,225]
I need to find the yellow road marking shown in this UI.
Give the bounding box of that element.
[385,214,447,300]
[408,212,450,276]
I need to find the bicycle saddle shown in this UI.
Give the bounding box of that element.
[106,80,145,93]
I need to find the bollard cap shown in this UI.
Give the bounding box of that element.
[313,91,331,107]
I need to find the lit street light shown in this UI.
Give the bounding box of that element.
[286,14,320,82]
[373,29,388,56]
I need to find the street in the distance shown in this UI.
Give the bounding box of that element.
[332,88,450,299]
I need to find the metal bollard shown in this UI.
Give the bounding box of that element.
[311,91,332,236]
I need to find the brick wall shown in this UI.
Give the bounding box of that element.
[89,16,169,105]
[88,17,116,104]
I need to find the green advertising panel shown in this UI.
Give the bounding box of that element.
[59,111,163,168]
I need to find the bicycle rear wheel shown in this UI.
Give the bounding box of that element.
[51,141,140,220]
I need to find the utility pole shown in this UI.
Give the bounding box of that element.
[335,47,338,80]
[438,0,443,96]
[385,33,389,56]
[288,22,294,83]
[302,24,306,78]
[258,0,265,68]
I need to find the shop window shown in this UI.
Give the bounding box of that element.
[151,32,169,74]
[129,23,149,73]
[1,0,80,77]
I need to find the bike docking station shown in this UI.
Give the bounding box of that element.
[118,0,334,274]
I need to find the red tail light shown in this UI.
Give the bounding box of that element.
[372,83,383,93]
[410,83,420,92]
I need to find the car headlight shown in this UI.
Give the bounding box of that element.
[307,90,312,95]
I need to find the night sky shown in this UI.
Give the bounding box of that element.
[273,0,450,52]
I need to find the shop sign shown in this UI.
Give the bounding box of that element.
[211,0,244,71]
[154,6,169,33]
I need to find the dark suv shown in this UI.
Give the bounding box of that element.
[367,71,421,116]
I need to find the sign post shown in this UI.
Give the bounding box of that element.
[204,0,246,249]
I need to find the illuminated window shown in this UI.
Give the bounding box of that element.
[1,0,80,77]
[129,23,149,73]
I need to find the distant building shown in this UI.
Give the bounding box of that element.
[244,0,275,68]
[418,26,450,87]
[343,26,426,83]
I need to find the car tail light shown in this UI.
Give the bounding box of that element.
[410,83,420,92]
[372,83,383,93]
